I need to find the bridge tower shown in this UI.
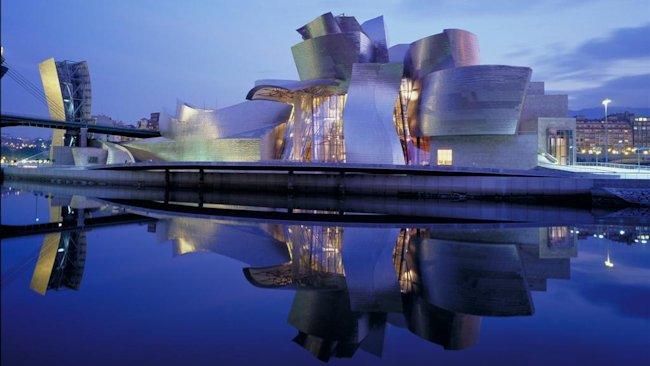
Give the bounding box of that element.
[38,58,91,163]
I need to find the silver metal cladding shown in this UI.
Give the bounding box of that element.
[405,29,480,80]
[291,32,375,81]
[414,65,532,137]
[343,63,406,165]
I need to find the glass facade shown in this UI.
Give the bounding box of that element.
[547,129,573,165]
[312,95,346,162]
[437,149,453,166]
[393,78,430,165]
[282,94,346,162]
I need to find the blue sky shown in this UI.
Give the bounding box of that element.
[2,0,649,138]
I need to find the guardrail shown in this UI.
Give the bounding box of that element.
[575,162,650,171]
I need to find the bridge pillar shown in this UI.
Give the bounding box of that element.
[64,129,79,147]
[79,128,88,147]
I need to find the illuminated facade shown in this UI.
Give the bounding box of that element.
[117,12,575,170]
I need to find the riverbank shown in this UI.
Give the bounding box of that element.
[2,162,649,206]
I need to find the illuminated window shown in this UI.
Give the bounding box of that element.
[437,149,452,166]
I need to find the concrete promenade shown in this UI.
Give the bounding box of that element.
[2,162,648,206]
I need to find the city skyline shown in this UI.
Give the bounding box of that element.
[2,0,649,138]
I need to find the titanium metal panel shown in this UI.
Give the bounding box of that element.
[166,100,291,140]
[336,15,363,33]
[343,63,405,165]
[361,16,389,63]
[124,137,264,162]
[415,65,531,136]
[297,12,342,40]
[292,32,374,81]
[388,44,409,63]
[405,29,480,80]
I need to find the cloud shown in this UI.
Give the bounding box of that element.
[576,282,650,319]
[399,0,613,17]
[534,23,650,108]
[551,23,650,72]
[567,73,650,109]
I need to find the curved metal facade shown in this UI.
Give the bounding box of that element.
[414,65,531,137]
[343,63,405,164]
[124,100,291,162]
[167,100,291,140]
[111,11,559,170]
[361,16,389,63]
[292,32,374,81]
[296,12,342,40]
[404,29,480,80]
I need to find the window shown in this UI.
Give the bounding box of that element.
[437,149,452,166]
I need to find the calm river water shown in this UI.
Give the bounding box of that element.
[1,184,649,365]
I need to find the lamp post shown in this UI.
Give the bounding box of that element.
[636,147,649,171]
[602,99,611,163]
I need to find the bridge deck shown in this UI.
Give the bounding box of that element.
[1,114,161,138]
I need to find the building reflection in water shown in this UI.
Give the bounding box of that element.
[240,224,578,361]
[25,207,647,362]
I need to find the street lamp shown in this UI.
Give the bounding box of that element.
[602,99,611,163]
[635,147,649,170]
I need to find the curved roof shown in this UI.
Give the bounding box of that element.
[246,79,341,103]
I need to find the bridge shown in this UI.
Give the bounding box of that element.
[1,114,161,138]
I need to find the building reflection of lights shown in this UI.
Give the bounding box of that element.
[34,193,39,222]
[604,243,614,268]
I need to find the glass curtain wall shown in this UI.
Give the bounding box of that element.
[548,130,574,165]
[282,94,346,162]
[312,95,346,162]
[393,79,430,165]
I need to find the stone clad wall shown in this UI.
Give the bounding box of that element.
[429,133,538,170]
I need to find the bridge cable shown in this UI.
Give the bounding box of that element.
[4,62,64,109]
[6,70,68,118]
[6,70,67,118]
[4,64,68,118]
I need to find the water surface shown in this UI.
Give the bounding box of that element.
[1,185,649,365]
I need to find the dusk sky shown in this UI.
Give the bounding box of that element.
[2,0,649,138]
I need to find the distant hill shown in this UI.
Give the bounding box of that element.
[568,107,650,119]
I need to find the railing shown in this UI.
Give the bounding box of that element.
[575,162,650,171]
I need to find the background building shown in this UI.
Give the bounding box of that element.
[575,112,648,163]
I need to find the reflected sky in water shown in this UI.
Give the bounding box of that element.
[1,187,649,366]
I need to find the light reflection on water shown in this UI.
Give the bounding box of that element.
[1,185,649,365]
